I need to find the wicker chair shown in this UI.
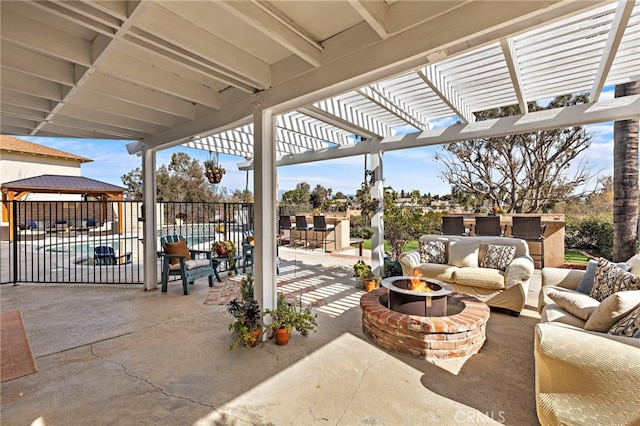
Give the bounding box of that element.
[511,216,546,268]
[441,216,466,235]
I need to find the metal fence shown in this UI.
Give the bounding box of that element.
[0,200,253,285]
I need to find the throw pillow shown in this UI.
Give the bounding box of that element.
[608,305,640,338]
[448,239,480,268]
[165,240,192,265]
[590,258,640,302]
[480,244,516,271]
[546,287,600,321]
[419,241,446,264]
[584,290,640,332]
[577,259,630,294]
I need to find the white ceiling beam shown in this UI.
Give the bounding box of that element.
[58,104,162,134]
[312,98,393,137]
[30,1,118,36]
[298,105,380,141]
[0,90,53,112]
[50,114,147,139]
[135,3,270,88]
[1,104,47,121]
[589,0,636,102]
[348,0,389,39]
[277,95,640,166]
[279,113,351,145]
[81,73,197,119]
[217,1,322,67]
[0,124,31,136]
[1,69,64,101]
[143,0,610,150]
[386,1,469,35]
[98,51,222,109]
[1,9,91,65]
[1,115,36,129]
[418,66,475,123]
[358,85,427,131]
[1,44,75,86]
[37,122,129,139]
[500,38,528,114]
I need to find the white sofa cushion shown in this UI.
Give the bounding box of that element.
[448,239,480,267]
[454,267,504,290]
[546,287,599,321]
[540,303,588,328]
[169,258,211,271]
[414,263,456,282]
[584,290,640,332]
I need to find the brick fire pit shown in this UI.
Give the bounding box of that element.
[360,288,490,360]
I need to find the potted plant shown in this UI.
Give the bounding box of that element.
[353,260,380,292]
[212,240,237,275]
[204,152,225,184]
[226,274,262,350]
[264,294,317,345]
[175,212,187,226]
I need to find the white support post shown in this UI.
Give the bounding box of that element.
[370,140,384,277]
[142,148,158,291]
[253,106,278,324]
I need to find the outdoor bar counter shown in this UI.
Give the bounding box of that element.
[462,214,565,267]
[287,214,350,251]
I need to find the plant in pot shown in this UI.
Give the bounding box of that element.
[264,294,317,345]
[226,274,262,350]
[212,240,237,276]
[204,152,225,184]
[353,260,380,291]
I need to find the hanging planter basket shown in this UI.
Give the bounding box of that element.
[204,152,225,184]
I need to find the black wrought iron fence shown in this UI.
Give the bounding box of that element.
[0,200,254,285]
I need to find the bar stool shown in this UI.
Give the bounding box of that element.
[312,215,335,252]
[474,216,503,236]
[278,215,295,246]
[294,215,313,248]
[511,216,546,268]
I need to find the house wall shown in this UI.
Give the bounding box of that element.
[0,151,83,201]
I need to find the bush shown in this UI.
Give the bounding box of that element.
[565,214,613,260]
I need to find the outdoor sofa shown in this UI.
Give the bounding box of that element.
[398,234,534,315]
[535,254,640,425]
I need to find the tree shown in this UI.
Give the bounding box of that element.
[436,94,594,213]
[281,182,311,205]
[382,188,425,260]
[120,152,241,202]
[121,167,143,200]
[613,81,639,261]
[310,184,331,210]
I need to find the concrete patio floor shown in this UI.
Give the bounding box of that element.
[1,247,542,425]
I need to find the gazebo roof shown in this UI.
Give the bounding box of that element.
[1,174,125,196]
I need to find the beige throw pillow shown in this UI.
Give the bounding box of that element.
[447,239,480,268]
[546,287,600,321]
[584,290,640,332]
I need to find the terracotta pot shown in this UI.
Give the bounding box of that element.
[249,327,262,347]
[274,328,291,345]
[364,279,378,292]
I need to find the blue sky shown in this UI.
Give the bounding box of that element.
[21,89,621,197]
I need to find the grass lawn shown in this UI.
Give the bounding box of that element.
[564,250,589,265]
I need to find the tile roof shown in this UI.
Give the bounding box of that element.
[1,174,125,193]
[0,136,92,163]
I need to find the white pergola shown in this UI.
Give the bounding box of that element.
[1,0,639,313]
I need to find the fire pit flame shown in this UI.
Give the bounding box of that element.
[409,273,434,292]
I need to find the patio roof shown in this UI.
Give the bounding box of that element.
[1,1,638,159]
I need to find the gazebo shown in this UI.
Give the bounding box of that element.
[1,175,126,240]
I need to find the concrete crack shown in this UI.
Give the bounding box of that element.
[336,357,383,425]
[89,344,217,411]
